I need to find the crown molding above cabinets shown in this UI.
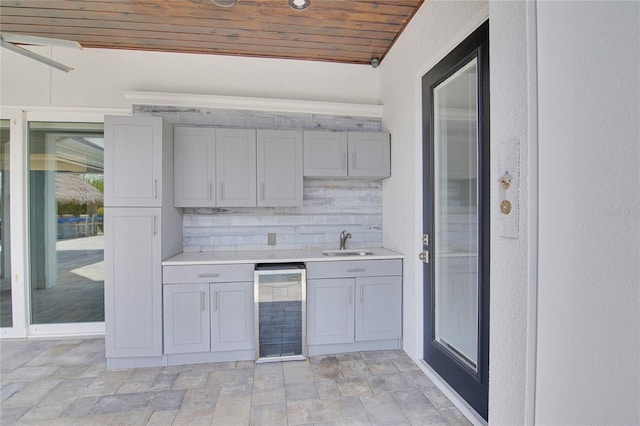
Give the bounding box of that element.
[123,91,384,118]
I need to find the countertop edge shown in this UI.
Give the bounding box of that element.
[162,248,404,266]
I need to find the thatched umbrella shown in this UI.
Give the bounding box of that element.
[55,173,103,205]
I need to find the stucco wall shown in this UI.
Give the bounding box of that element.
[536,2,640,424]
[488,1,535,424]
[1,46,380,108]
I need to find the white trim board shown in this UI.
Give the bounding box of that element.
[123,91,384,118]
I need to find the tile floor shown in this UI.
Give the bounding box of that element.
[0,338,471,425]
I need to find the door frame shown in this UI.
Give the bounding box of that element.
[421,21,490,420]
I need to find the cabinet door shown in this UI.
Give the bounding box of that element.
[216,129,256,207]
[163,284,210,354]
[257,130,303,207]
[307,278,355,345]
[348,132,391,178]
[174,127,216,207]
[303,131,348,177]
[355,275,402,341]
[105,116,164,207]
[105,207,162,357]
[211,282,254,351]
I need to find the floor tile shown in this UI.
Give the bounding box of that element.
[336,377,372,397]
[360,392,410,426]
[0,339,467,425]
[367,372,413,394]
[250,401,287,425]
[285,380,320,401]
[286,398,341,425]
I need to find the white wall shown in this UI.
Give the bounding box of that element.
[1,46,380,108]
[536,2,640,424]
[488,1,536,424]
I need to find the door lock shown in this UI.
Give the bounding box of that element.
[419,250,430,263]
[500,199,512,215]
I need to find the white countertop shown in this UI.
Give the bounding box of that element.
[162,247,403,266]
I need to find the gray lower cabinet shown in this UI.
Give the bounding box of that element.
[162,264,255,363]
[163,282,254,355]
[210,282,254,351]
[163,283,210,354]
[307,278,355,345]
[105,208,163,361]
[306,259,402,355]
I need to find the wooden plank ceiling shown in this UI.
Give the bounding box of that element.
[0,0,424,65]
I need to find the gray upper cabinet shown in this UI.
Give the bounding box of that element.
[303,131,390,178]
[216,128,257,207]
[303,131,348,177]
[174,127,216,207]
[257,130,303,207]
[105,116,171,207]
[348,132,391,178]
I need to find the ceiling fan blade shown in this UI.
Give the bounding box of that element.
[0,33,82,49]
[1,40,74,72]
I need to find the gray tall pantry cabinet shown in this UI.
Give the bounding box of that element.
[104,115,183,369]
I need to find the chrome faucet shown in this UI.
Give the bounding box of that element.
[339,230,352,250]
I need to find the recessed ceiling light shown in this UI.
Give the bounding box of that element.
[211,0,237,7]
[289,0,310,11]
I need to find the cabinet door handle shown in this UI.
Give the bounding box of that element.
[209,182,213,200]
[349,287,353,305]
[152,216,157,236]
[261,183,265,201]
[154,179,158,199]
[201,292,205,311]
[214,291,219,311]
[360,286,364,304]
[347,268,366,273]
[198,273,220,278]
[220,182,225,200]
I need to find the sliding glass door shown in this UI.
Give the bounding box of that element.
[28,122,105,324]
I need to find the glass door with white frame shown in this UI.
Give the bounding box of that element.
[28,122,105,324]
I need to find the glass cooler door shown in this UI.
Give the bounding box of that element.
[254,264,306,362]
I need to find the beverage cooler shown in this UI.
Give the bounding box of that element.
[254,263,306,362]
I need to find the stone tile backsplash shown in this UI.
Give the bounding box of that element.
[134,105,384,252]
[183,179,382,252]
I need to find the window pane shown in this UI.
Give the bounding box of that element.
[0,120,11,328]
[433,59,479,370]
[28,122,105,324]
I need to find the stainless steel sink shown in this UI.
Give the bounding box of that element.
[322,250,374,257]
